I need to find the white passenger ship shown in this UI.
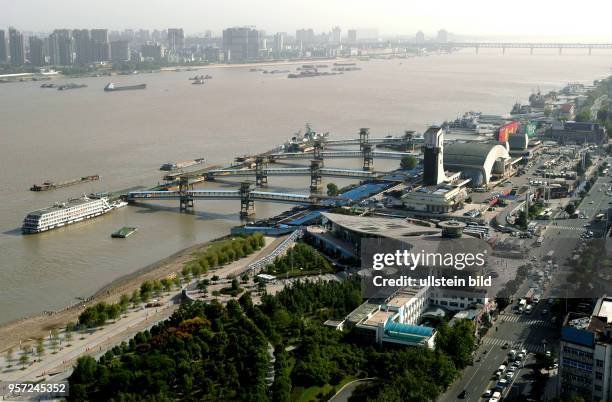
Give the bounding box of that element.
[22,196,113,234]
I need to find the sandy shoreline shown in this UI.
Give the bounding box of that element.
[159,58,343,72]
[0,235,228,353]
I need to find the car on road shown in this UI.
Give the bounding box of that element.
[502,342,509,349]
[483,389,492,398]
[496,379,508,389]
[508,366,516,373]
[506,372,515,380]
[541,309,548,315]
[457,389,469,399]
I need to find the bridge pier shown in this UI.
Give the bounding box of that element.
[559,47,562,55]
[310,160,323,192]
[475,46,479,54]
[240,182,255,218]
[313,141,324,166]
[359,128,370,151]
[502,47,505,55]
[255,156,268,186]
[179,176,194,212]
[589,47,592,55]
[362,144,374,171]
[530,47,534,55]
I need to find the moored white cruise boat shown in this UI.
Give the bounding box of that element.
[22,195,113,234]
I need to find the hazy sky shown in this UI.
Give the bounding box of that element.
[3,0,612,39]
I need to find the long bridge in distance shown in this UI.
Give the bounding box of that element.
[414,42,612,55]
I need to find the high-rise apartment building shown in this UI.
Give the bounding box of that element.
[8,27,25,65]
[0,30,7,63]
[222,27,260,62]
[90,29,109,62]
[141,42,163,61]
[73,29,91,64]
[331,26,342,43]
[296,28,315,45]
[50,29,74,65]
[437,29,448,43]
[416,31,425,43]
[90,29,108,44]
[167,28,185,52]
[28,36,45,66]
[110,41,130,62]
[273,32,285,54]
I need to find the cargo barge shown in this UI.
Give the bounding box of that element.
[111,226,138,238]
[30,175,100,191]
[160,158,206,171]
[104,83,147,91]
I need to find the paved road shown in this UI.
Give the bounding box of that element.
[440,156,610,402]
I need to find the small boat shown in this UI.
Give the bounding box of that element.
[104,83,147,91]
[111,226,138,238]
[192,78,205,85]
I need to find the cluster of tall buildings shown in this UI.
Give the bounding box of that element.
[0,25,453,67]
[0,27,130,66]
[415,29,449,43]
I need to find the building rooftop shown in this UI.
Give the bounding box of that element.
[594,297,612,324]
[362,310,395,327]
[322,212,441,240]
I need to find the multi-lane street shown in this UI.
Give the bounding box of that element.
[441,154,610,401]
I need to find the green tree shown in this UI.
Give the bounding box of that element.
[64,327,73,346]
[565,203,576,216]
[161,278,172,293]
[19,352,29,369]
[36,338,45,360]
[5,347,14,367]
[119,294,130,313]
[400,155,418,170]
[140,281,153,302]
[130,289,140,308]
[575,110,591,122]
[326,182,339,196]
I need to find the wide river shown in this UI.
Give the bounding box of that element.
[1,49,611,324]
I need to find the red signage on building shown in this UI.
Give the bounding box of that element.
[498,121,520,142]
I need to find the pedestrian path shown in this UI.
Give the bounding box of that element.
[498,313,553,327]
[555,225,586,232]
[482,337,547,354]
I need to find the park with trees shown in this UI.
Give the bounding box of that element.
[69,277,476,401]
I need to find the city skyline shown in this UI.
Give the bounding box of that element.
[3,0,612,39]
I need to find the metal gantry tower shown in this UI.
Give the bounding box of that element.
[179,175,194,212]
[255,156,268,186]
[359,128,370,151]
[362,143,374,171]
[313,140,324,166]
[239,181,255,218]
[310,159,323,192]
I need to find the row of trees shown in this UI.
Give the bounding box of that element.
[264,242,333,277]
[186,233,265,276]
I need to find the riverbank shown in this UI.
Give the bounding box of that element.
[0,234,229,353]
